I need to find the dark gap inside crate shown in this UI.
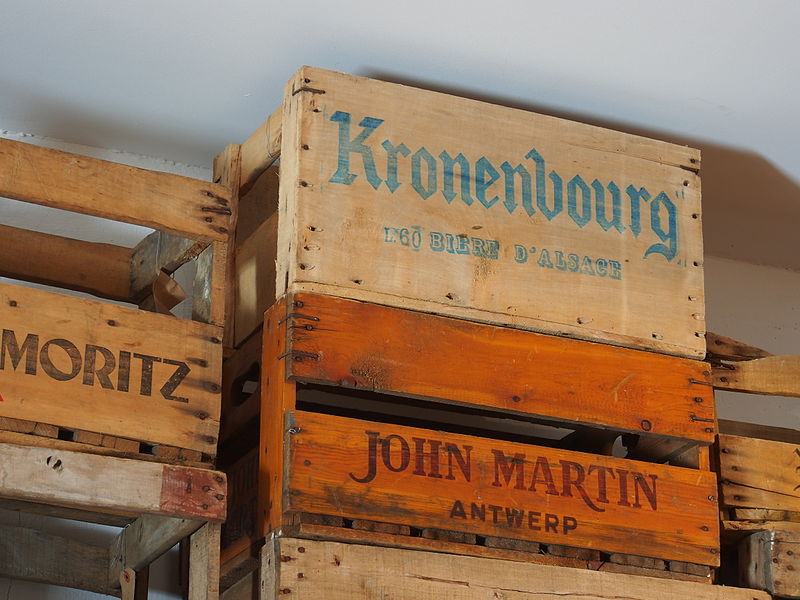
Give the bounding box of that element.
[57,428,77,442]
[139,442,157,455]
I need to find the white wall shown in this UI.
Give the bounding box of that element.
[0,135,798,598]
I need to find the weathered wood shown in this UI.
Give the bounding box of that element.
[598,561,711,583]
[213,144,242,349]
[238,165,279,244]
[718,434,800,512]
[740,530,800,598]
[719,419,800,444]
[0,440,226,520]
[0,497,135,526]
[120,568,136,600]
[0,522,113,595]
[191,241,228,327]
[284,292,716,443]
[705,331,773,362]
[714,355,800,397]
[0,223,132,301]
[221,569,257,600]
[130,230,207,302]
[733,508,800,522]
[0,136,231,241]
[0,281,222,454]
[189,522,221,600]
[278,67,705,358]
[263,538,765,600]
[724,520,800,534]
[117,515,203,572]
[240,107,282,194]
[235,211,278,346]
[283,410,720,565]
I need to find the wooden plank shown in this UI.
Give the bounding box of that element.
[0,223,132,301]
[0,440,227,520]
[285,292,716,443]
[733,508,800,522]
[0,136,231,241]
[221,569,257,600]
[238,165,279,244]
[0,522,113,595]
[719,419,800,444]
[240,107,282,195]
[740,530,800,598]
[213,144,242,348]
[283,410,720,565]
[189,522,221,600]
[718,434,800,512]
[265,538,765,600]
[192,241,228,327]
[724,520,800,534]
[130,230,208,302]
[0,281,222,453]
[281,66,705,359]
[713,355,800,397]
[117,515,203,572]
[705,331,772,362]
[0,497,135,526]
[235,211,278,346]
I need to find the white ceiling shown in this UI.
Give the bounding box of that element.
[3,0,799,270]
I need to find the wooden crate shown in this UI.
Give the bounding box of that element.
[740,530,799,598]
[0,437,227,599]
[221,538,767,600]
[0,137,233,464]
[231,66,705,358]
[218,292,720,573]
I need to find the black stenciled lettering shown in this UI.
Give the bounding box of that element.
[449,500,466,519]
[349,431,380,484]
[562,516,578,534]
[491,450,526,489]
[160,359,190,403]
[0,329,38,374]
[445,443,472,481]
[632,472,658,510]
[117,351,131,392]
[133,353,161,396]
[381,434,410,472]
[560,460,605,513]
[544,514,559,533]
[83,344,116,389]
[40,338,81,381]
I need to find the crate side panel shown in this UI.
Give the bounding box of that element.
[719,434,800,512]
[0,282,222,454]
[283,410,719,565]
[287,292,715,443]
[289,67,705,358]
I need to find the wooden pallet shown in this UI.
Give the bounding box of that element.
[0,137,234,463]
[220,538,766,600]
[0,438,227,599]
[218,292,720,571]
[229,66,705,359]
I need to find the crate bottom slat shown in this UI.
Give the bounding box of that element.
[0,414,212,467]
[279,512,713,584]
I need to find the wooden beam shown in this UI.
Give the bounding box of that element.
[188,522,221,600]
[0,223,131,301]
[0,522,114,595]
[705,331,773,362]
[117,515,204,572]
[0,136,231,242]
[239,108,281,195]
[264,537,768,600]
[713,355,800,397]
[739,530,800,598]
[130,230,208,302]
[0,440,227,521]
[0,497,135,526]
[192,241,227,326]
[718,419,800,444]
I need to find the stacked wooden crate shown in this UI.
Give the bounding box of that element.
[217,66,764,599]
[0,138,231,598]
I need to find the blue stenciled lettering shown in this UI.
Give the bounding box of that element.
[328,111,383,189]
[499,162,531,215]
[475,157,501,208]
[381,140,410,193]
[644,192,677,261]
[568,175,592,228]
[626,185,651,238]
[439,151,473,205]
[594,180,625,233]
[411,147,437,199]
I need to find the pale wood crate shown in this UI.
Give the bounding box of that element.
[233,66,705,358]
[0,137,233,460]
[221,538,767,600]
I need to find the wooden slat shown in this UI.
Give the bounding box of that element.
[188,522,221,600]
[705,331,772,362]
[283,410,720,565]
[719,419,800,444]
[282,66,705,359]
[265,538,765,600]
[0,497,135,526]
[733,508,800,522]
[130,230,208,302]
[234,211,278,346]
[740,530,800,598]
[713,355,800,397]
[0,440,227,520]
[0,223,132,301]
[719,434,800,512]
[116,515,203,572]
[240,107,282,194]
[0,522,113,595]
[0,136,231,241]
[285,292,716,443]
[0,281,221,453]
